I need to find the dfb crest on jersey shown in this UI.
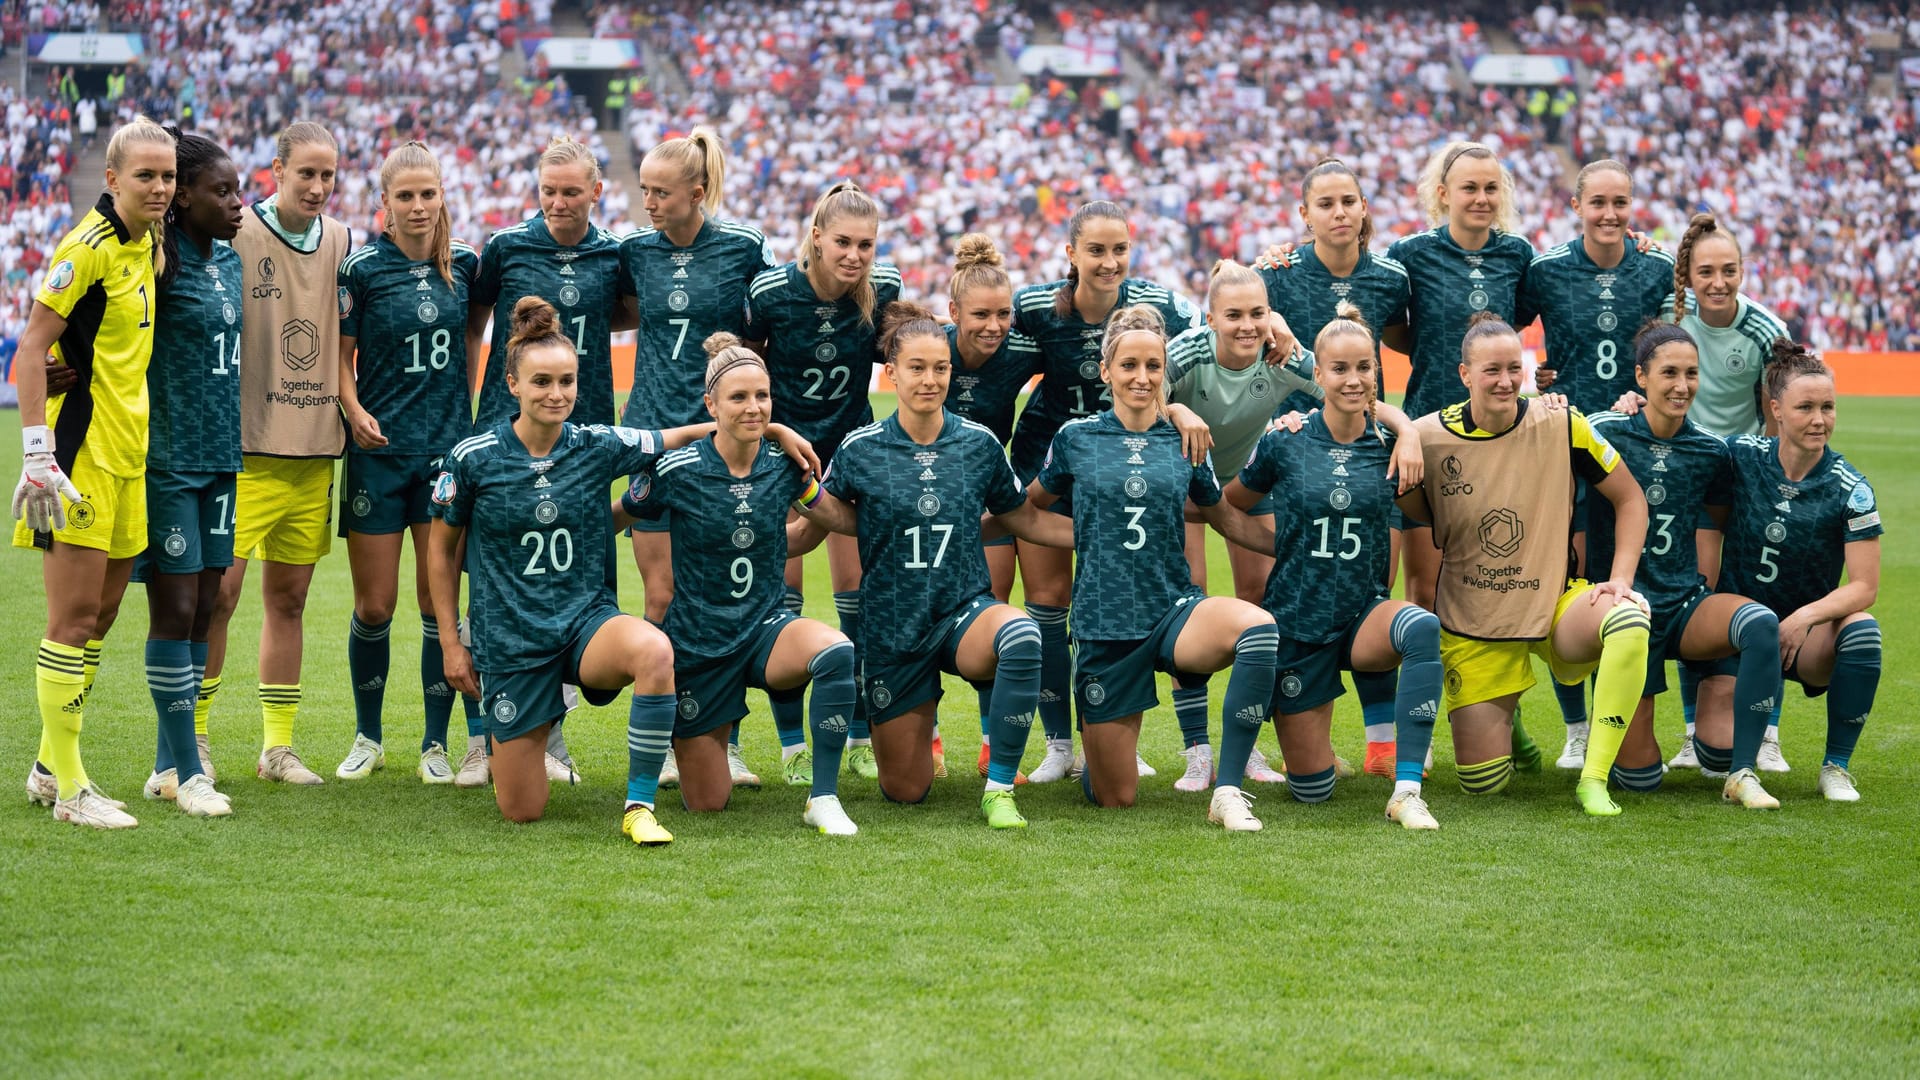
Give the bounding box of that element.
[493,697,517,723]
[417,300,439,323]
[815,342,837,363]
[559,284,580,306]
[1597,311,1617,332]
[1078,360,1100,381]
[1765,521,1787,543]
[1468,289,1489,310]
[1645,483,1666,506]
[1123,475,1149,498]
[535,500,559,525]
[1329,487,1351,510]
[677,694,699,719]
[668,290,689,311]
[731,526,755,549]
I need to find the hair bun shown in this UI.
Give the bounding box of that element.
[952,233,1002,271]
[703,330,744,359]
[510,296,558,342]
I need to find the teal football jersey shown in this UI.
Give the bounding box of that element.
[1007,277,1201,477]
[1586,411,1731,611]
[1037,412,1220,641]
[1259,242,1409,366]
[1719,436,1881,617]
[1386,227,1537,418]
[945,323,1041,446]
[629,437,806,662]
[471,215,628,429]
[435,421,664,672]
[1238,414,1398,643]
[620,217,775,429]
[339,235,479,454]
[744,260,902,451]
[823,410,1026,664]
[148,236,244,472]
[1522,240,1675,414]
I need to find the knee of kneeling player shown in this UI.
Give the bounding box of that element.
[881,779,931,805]
[1456,755,1514,796]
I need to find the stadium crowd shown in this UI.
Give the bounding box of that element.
[2,1,1917,352]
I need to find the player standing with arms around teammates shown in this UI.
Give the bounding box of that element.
[794,303,1056,828]
[15,117,175,828]
[622,129,777,789]
[1007,201,1211,785]
[615,334,857,835]
[1397,312,1653,818]
[1519,159,1675,768]
[133,130,245,817]
[1218,305,1442,829]
[942,234,1043,782]
[1585,323,1784,809]
[333,142,481,786]
[1385,142,1538,616]
[743,181,902,780]
[1163,260,1316,791]
[1257,158,1413,781]
[202,122,352,787]
[429,298,818,841]
[1706,341,1880,803]
[467,135,629,784]
[1023,306,1280,825]
[1613,213,1794,773]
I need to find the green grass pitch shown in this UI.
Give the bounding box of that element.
[2,397,1916,1076]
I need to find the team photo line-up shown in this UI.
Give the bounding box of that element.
[11,115,1881,843]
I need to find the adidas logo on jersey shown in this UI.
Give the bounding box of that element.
[919,469,936,481]
[673,268,687,278]
[734,500,752,514]
[534,475,551,489]
[818,321,834,334]
[1600,288,1615,300]
[1127,453,1145,464]
[1332,464,1349,477]
[1775,501,1791,513]
[559,263,574,275]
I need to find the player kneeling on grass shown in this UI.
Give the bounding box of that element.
[1019,306,1281,828]
[427,297,819,842]
[1700,340,1881,803]
[613,333,858,835]
[1213,304,1443,829]
[791,303,1058,828]
[1586,323,1784,809]
[1396,312,1653,818]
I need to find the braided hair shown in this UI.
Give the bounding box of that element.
[159,127,230,287]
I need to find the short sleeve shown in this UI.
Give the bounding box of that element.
[338,259,364,340]
[743,278,771,343]
[1238,429,1283,495]
[470,235,502,308]
[624,465,669,520]
[982,444,1026,516]
[454,244,481,290]
[1035,428,1074,499]
[590,425,664,475]
[1568,410,1619,486]
[1843,477,1882,541]
[1166,291,1202,333]
[432,454,474,527]
[1188,455,1223,507]
[820,442,858,504]
[1703,441,1734,508]
[35,233,104,319]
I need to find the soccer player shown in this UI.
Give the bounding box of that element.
[1385,142,1538,617]
[1163,260,1317,791]
[1257,158,1412,780]
[134,129,243,817]
[1024,305,1280,826]
[942,234,1041,781]
[467,134,628,784]
[743,181,902,781]
[1218,304,1442,829]
[1396,312,1653,818]
[204,122,353,787]
[14,116,176,828]
[333,142,481,785]
[426,297,816,840]
[615,333,858,836]
[793,302,1052,828]
[1707,341,1880,802]
[621,128,776,789]
[1613,213,1792,770]
[1006,201,1207,785]
[1519,160,1675,768]
[1586,323,1783,809]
